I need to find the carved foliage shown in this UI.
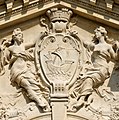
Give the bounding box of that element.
[0,7,119,120]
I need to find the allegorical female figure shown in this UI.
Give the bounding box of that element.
[70,26,117,110]
[0,28,50,111]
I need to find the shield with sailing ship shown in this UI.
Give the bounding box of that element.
[35,33,80,87]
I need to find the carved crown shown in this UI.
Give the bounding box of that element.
[46,8,73,22]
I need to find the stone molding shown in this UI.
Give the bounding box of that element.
[0,0,119,29]
[0,7,119,120]
[62,0,119,27]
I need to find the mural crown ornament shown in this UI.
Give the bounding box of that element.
[46,8,73,22]
[1,5,119,120]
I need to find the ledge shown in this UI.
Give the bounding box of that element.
[0,0,119,30]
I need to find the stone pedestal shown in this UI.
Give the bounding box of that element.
[51,97,68,120]
[50,81,68,120]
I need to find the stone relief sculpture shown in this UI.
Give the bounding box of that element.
[0,7,119,120]
[0,28,50,112]
[0,38,11,75]
[69,26,118,111]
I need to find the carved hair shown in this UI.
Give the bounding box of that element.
[12,28,23,38]
[13,28,22,35]
[93,26,108,44]
[12,28,23,43]
[94,26,107,36]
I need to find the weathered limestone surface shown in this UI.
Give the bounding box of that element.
[0,1,119,120]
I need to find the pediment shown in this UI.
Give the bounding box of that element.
[0,1,119,120]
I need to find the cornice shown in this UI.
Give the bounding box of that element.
[0,0,119,29]
[63,0,119,20]
[62,0,119,27]
[0,0,54,29]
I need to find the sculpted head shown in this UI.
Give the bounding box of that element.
[94,26,107,40]
[12,28,23,44]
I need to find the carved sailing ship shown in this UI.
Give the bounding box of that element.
[0,4,119,120]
